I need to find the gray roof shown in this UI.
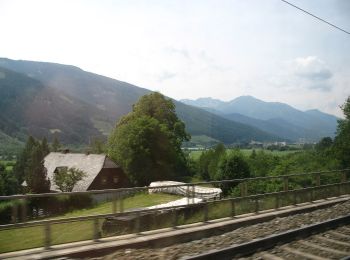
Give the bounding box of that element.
[44,152,118,192]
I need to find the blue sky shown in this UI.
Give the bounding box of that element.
[0,0,349,116]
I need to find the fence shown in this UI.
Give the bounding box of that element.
[0,169,349,253]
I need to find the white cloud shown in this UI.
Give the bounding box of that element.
[288,56,333,91]
[294,56,332,79]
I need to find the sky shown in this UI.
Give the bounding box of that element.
[0,0,349,117]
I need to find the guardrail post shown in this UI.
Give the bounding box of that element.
[187,185,190,205]
[21,198,27,222]
[112,192,117,214]
[11,201,18,224]
[240,182,247,197]
[231,199,235,217]
[173,209,178,228]
[255,196,259,213]
[135,211,141,234]
[293,190,297,205]
[283,177,289,191]
[317,173,321,186]
[203,202,208,222]
[119,191,124,213]
[44,222,51,249]
[341,171,347,183]
[192,184,195,204]
[309,188,313,202]
[275,194,279,209]
[93,218,100,241]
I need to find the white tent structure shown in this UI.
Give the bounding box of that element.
[149,181,222,200]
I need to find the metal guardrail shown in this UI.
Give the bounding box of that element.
[0,169,349,250]
[0,169,348,200]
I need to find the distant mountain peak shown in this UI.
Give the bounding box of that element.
[180,94,338,141]
[196,97,220,101]
[234,95,257,100]
[180,97,224,108]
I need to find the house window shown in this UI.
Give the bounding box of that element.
[101,177,107,184]
[113,176,119,183]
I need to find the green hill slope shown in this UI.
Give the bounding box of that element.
[0,66,102,144]
[0,58,281,145]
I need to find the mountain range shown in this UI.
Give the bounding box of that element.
[180,97,339,142]
[0,58,282,152]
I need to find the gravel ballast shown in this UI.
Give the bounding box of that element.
[91,199,350,260]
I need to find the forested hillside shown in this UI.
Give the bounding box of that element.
[0,58,280,149]
[0,66,102,144]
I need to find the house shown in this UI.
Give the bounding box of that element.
[44,152,130,192]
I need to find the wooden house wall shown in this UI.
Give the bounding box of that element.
[88,168,130,190]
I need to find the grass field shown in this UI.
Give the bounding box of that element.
[190,148,300,160]
[0,193,181,253]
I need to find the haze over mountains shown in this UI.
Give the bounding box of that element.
[181,97,339,142]
[0,58,282,151]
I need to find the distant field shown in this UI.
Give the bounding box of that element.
[190,148,300,160]
[240,149,300,156]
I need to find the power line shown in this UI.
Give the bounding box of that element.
[280,0,350,35]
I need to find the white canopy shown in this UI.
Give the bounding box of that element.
[149,181,222,200]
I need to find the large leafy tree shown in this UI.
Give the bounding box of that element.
[334,96,350,168]
[216,151,250,181]
[197,143,226,181]
[53,167,86,192]
[216,151,250,195]
[108,92,190,186]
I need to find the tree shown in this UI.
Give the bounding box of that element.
[90,137,105,154]
[334,97,350,168]
[25,145,50,193]
[216,151,250,195]
[41,137,50,156]
[51,136,61,152]
[14,136,51,194]
[217,152,250,180]
[197,144,226,181]
[248,150,280,177]
[53,167,86,192]
[108,92,190,185]
[315,137,333,152]
[0,163,18,196]
[13,136,38,185]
